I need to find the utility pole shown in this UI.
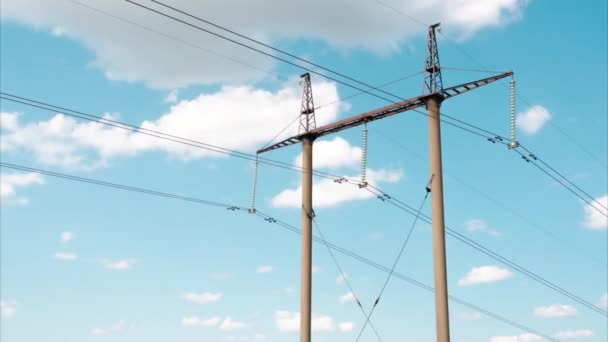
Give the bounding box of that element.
[258,24,512,342]
[299,74,316,342]
[424,24,450,342]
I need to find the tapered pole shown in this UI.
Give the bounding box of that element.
[300,136,314,342]
[426,95,451,342]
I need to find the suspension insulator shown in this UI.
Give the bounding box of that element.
[508,78,519,149]
[360,123,369,188]
[249,156,259,214]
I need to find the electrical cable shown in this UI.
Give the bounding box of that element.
[0,162,562,341]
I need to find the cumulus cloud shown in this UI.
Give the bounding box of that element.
[463,219,501,237]
[0,300,18,319]
[53,252,78,261]
[599,293,607,308]
[457,265,513,286]
[338,321,355,332]
[98,258,137,270]
[336,274,348,285]
[0,82,343,169]
[60,231,74,244]
[271,168,402,208]
[582,194,607,230]
[490,333,544,342]
[91,320,132,335]
[219,317,249,331]
[533,304,577,318]
[338,292,356,304]
[181,316,221,327]
[275,311,336,332]
[555,329,593,339]
[294,137,361,170]
[256,265,273,274]
[517,105,551,135]
[0,170,45,205]
[181,292,222,304]
[1,0,530,88]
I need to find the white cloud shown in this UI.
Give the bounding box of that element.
[1,81,343,169]
[338,292,356,304]
[457,311,481,321]
[254,333,268,341]
[368,232,384,240]
[181,316,221,327]
[599,293,607,308]
[60,231,74,244]
[284,287,295,294]
[91,320,132,335]
[164,89,179,104]
[1,0,529,88]
[338,321,355,332]
[0,171,45,205]
[555,329,593,339]
[182,292,222,304]
[336,274,348,285]
[294,137,361,170]
[457,265,513,286]
[256,265,273,274]
[582,195,607,230]
[463,219,501,237]
[533,304,577,318]
[98,258,137,270]
[219,317,249,331]
[490,333,544,342]
[275,311,336,332]
[517,105,551,135]
[0,300,17,319]
[271,168,402,208]
[53,252,78,261]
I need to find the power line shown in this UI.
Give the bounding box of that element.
[362,185,608,316]
[2,93,604,312]
[370,0,608,170]
[355,187,430,341]
[120,0,605,216]
[0,162,559,341]
[253,213,560,342]
[370,126,607,267]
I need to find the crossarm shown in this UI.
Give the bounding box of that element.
[257,71,513,154]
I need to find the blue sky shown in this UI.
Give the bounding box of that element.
[1,0,607,341]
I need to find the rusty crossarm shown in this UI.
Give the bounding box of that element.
[257,71,513,154]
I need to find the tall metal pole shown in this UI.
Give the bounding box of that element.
[426,95,451,342]
[300,135,314,342]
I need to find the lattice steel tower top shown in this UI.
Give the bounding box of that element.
[423,23,443,94]
[299,73,316,134]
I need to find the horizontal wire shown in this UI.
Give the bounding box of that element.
[0,161,560,341]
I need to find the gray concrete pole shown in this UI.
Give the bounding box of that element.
[426,96,451,342]
[300,136,314,342]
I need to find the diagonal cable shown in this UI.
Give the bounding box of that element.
[355,187,430,341]
[311,216,384,342]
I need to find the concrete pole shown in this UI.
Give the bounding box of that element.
[426,95,451,342]
[300,136,314,342]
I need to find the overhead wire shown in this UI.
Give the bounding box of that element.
[2,93,604,315]
[370,126,607,266]
[370,0,608,169]
[121,0,606,217]
[361,185,608,316]
[0,162,559,342]
[0,161,559,341]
